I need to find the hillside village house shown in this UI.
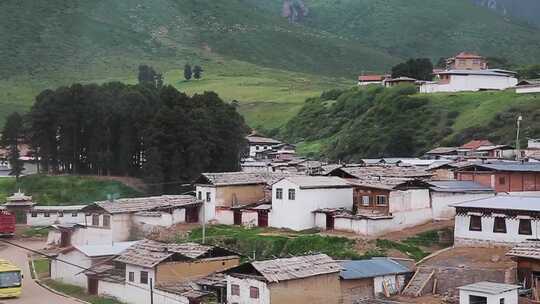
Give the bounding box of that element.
[271,176,353,231]
[507,241,540,301]
[50,241,138,288]
[383,77,417,87]
[314,179,493,236]
[327,165,433,181]
[245,135,281,159]
[456,162,540,193]
[26,205,85,226]
[458,282,519,304]
[63,196,201,246]
[446,52,489,70]
[420,69,518,93]
[515,79,540,94]
[424,147,459,159]
[226,254,342,304]
[453,196,540,247]
[357,75,388,86]
[94,240,240,304]
[194,172,290,226]
[340,258,414,302]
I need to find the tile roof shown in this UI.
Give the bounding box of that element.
[507,242,540,260]
[246,135,281,145]
[427,181,493,193]
[344,178,409,190]
[156,283,211,299]
[340,258,412,280]
[73,241,139,257]
[457,281,520,295]
[475,145,511,152]
[114,240,215,268]
[333,166,432,179]
[452,195,540,212]
[277,176,352,189]
[250,254,341,283]
[32,205,86,211]
[454,52,483,59]
[426,147,458,154]
[358,75,385,82]
[199,172,292,186]
[460,139,494,150]
[85,195,200,214]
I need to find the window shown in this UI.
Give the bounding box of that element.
[493,217,507,233]
[128,272,134,282]
[256,145,260,151]
[362,196,370,206]
[44,212,50,218]
[197,191,202,200]
[249,286,259,299]
[206,192,211,202]
[376,195,388,206]
[276,188,283,199]
[140,271,148,284]
[58,212,64,218]
[500,298,505,304]
[231,284,240,296]
[499,176,506,185]
[31,212,37,218]
[469,295,487,304]
[519,219,532,235]
[469,215,482,231]
[72,212,78,217]
[92,214,100,226]
[103,215,111,228]
[288,189,296,200]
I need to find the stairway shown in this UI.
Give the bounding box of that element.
[401,267,435,297]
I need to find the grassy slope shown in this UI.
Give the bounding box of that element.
[0,175,141,205]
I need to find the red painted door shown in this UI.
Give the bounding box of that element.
[88,278,98,295]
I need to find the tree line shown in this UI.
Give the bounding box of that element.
[2,83,248,193]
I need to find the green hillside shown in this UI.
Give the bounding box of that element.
[283,86,540,160]
[2,0,540,130]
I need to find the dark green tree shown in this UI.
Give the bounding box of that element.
[184,64,192,81]
[1,112,25,181]
[193,65,203,80]
[391,58,434,81]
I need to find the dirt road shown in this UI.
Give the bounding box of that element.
[0,240,79,304]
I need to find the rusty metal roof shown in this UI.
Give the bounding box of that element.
[84,195,200,214]
[507,242,540,260]
[250,254,341,283]
[114,239,214,268]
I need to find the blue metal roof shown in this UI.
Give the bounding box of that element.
[462,161,540,173]
[340,258,412,280]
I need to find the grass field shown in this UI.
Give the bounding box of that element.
[43,280,126,304]
[0,175,141,205]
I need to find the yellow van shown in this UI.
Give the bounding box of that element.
[0,259,22,298]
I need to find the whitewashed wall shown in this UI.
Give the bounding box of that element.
[50,250,91,288]
[459,289,517,304]
[242,210,258,226]
[248,144,273,157]
[431,192,494,219]
[47,230,62,246]
[71,227,114,246]
[389,189,430,213]
[227,275,270,304]
[455,214,540,246]
[27,212,85,226]
[271,179,353,230]
[216,209,234,225]
[196,186,216,222]
[420,74,518,93]
[516,86,540,94]
[98,275,189,304]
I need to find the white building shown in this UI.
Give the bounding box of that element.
[271,176,353,230]
[61,196,201,246]
[458,281,519,304]
[50,241,137,288]
[420,69,518,93]
[26,205,85,226]
[515,80,540,94]
[245,135,281,158]
[453,196,540,247]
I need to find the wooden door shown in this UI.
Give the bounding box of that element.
[185,207,199,223]
[88,277,98,295]
[326,213,334,230]
[60,231,71,247]
[258,211,268,227]
[233,211,242,225]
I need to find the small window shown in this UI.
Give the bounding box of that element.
[58,212,64,217]
[469,215,482,231]
[376,195,388,206]
[231,284,240,296]
[500,298,505,304]
[197,191,202,200]
[140,271,148,284]
[499,177,506,185]
[256,145,260,151]
[493,217,507,233]
[128,272,134,282]
[44,212,50,218]
[250,286,259,299]
[519,219,532,235]
[206,192,211,202]
[288,189,296,200]
[72,212,78,217]
[469,295,487,304]
[276,188,283,200]
[92,214,99,226]
[31,212,37,218]
[362,196,370,206]
[103,215,111,228]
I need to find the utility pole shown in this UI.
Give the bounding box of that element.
[516,115,523,161]
[150,278,154,304]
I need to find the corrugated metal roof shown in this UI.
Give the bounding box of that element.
[199,172,293,186]
[278,176,352,189]
[452,195,540,212]
[251,254,341,283]
[340,258,412,280]
[428,181,493,193]
[426,147,458,155]
[462,161,540,172]
[334,166,432,179]
[246,135,281,145]
[457,281,520,295]
[507,241,540,260]
[438,69,516,77]
[74,241,139,257]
